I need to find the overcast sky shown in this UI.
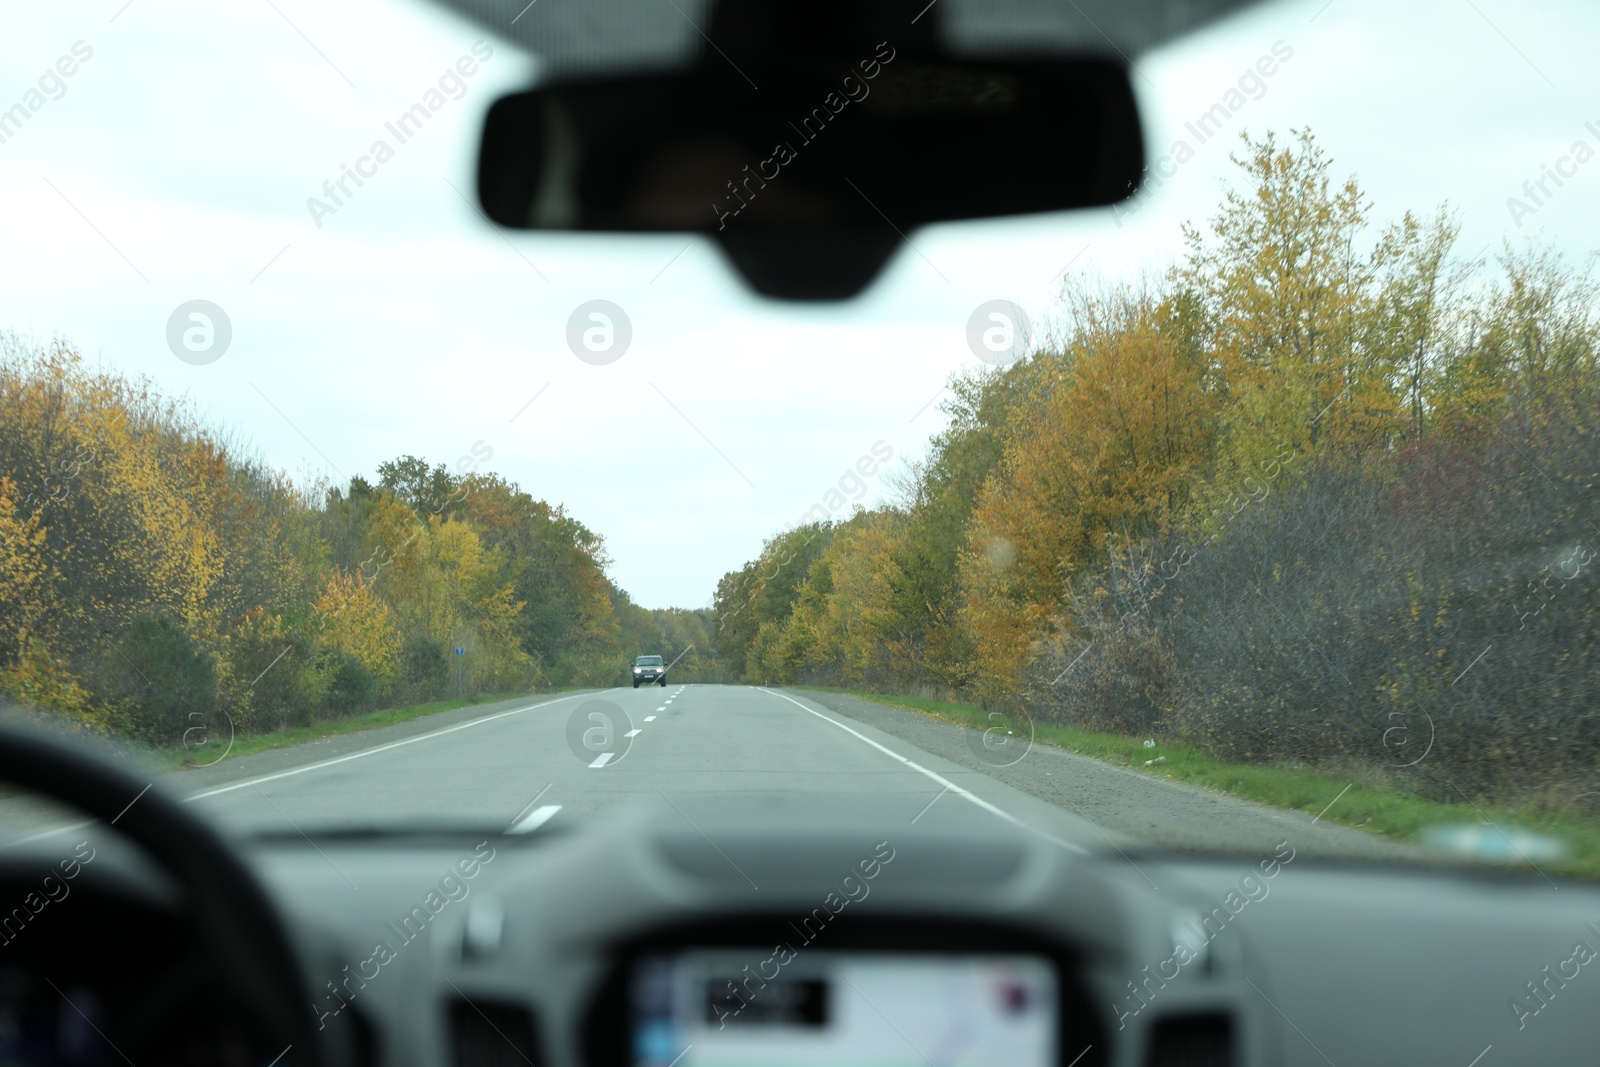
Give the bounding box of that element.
[1,0,1596,608]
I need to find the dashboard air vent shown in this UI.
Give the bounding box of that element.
[451,999,541,1067]
[1146,1013,1233,1067]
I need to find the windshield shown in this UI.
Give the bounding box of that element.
[1,0,1596,878]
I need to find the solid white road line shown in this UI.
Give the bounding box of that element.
[1,819,94,850]
[184,692,590,802]
[507,805,562,834]
[759,689,1088,856]
[589,752,615,768]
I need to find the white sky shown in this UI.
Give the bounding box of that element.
[1,0,1596,608]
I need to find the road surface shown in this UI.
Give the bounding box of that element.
[0,684,1408,862]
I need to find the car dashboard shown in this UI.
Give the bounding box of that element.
[7,805,1596,1067]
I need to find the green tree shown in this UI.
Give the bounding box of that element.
[99,613,217,745]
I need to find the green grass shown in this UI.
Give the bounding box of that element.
[799,686,1600,880]
[150,688,586,773]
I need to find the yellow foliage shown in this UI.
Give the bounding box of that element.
[959,299,1217,696]
[313,568,400,682]
[0,637,95,725]
[0,477,51,658]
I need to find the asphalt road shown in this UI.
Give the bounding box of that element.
[20,683,1409,862]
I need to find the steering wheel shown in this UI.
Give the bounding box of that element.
[0,721,323,1067]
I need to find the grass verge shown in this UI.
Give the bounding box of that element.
[800,686,1600,880]
[150,688,585,773]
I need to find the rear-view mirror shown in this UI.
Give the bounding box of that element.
[477,51,1143,299]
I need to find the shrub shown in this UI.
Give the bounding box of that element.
[220,614,318,731]
[399,635,450,701]
[1032,425,1600,809]
[319,650,377,717]
[1029,617,1176,735]
[96,613,217,746]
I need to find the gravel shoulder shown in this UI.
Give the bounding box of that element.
[793,687,1423,861]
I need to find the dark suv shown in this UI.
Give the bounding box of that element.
[632,654,666,687]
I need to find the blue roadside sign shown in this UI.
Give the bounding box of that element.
[454,647,465,655]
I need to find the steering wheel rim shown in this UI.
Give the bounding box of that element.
[0,720,323,1067]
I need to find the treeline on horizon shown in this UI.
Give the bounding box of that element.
[713,128,1600,810]
[0,349,726,749]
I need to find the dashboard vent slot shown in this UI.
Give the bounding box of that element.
[1146,1013,1233,1067]
[320,1003,380,1067]
[348,1005,380,1067]
[451,999,541,1067]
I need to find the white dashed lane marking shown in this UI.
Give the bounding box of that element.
[507,805,561,834]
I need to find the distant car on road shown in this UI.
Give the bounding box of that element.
[632,654,667,687]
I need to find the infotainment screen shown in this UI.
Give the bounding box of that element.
[630,951,1058,1067]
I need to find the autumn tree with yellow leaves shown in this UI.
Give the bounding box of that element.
[715,128,1600,807]
[0,337,725,745]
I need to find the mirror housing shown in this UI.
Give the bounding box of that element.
[478,36,1143,298]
